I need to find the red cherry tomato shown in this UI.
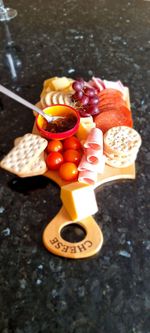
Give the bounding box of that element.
[63,149,82,165]
[46,152,64,170]
[63,136,81,150]
[59,162,78,181]
[47,140,63,153]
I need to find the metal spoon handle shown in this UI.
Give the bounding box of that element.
[0,84,48,119]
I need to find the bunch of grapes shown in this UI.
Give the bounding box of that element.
[72,79,100,117]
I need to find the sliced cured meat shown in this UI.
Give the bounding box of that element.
[84,128,103,150]
[99,101,127,113]
[91,77,105,91]
[78,170,97,185]
[98,89,126,113]
[98,88,123,99]
[99,93,124,101]
[78,154,105,172]
[103,80,125,94]
[99,95,125,104]
[78,155,98,172]
[77,127,105,184]
[99,95,124,105]
[94,106,133,133]
[86,148,103,164]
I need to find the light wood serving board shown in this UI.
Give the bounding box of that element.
[32,116,135,259]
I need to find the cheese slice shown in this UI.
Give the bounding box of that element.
[60,182,98,221]
[52,77,73,91]
[76,117,96,140]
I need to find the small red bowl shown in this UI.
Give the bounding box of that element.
[36,104,80,140]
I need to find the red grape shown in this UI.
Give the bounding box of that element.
[76,78,85,88]
[79,108,91,117]
[80,95,89,106]
[84,87,95,97]
[72,81,82,92]
[72,91,83,101]
[72,93,78,101]
[87,105,100,116]
[77,90,84,100]
[89,96,99,105]
[72,79,99,114]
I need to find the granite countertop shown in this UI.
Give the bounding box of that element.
[0,1,149,332]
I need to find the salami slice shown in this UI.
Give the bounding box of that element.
[98,88,123,97]
[94,106,133,133]
[99,101,127,113]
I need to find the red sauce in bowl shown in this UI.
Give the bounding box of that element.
[36,104,80,140]
[44,114,77,133]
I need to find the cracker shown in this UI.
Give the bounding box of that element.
[45,91,56,106]
[104,149,138,162]
[0,133,48,176]
[19,152,47,177]
[13,136,47,177]
[14,137,22,146]
[105,154,136,168]
[41,91,73,108]
[104,126,142,157]
[64,93,73,105]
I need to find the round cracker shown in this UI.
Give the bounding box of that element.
[105,154,136,168]
[104,126,142,157]
[104,149,138,162]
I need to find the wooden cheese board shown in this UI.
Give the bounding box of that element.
[0,80,137,260]
[32,121,135,259]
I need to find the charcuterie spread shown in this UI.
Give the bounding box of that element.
[0,75,142,259]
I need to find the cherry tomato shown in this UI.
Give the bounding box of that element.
[47,140,63,153]
[46,152,64,170]
[59,162,78,181]
[63,149,82,165]
[63,136,81,150]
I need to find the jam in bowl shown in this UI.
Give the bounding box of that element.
[36,104,80,140]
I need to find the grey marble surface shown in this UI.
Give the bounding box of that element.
[0,1,150,332]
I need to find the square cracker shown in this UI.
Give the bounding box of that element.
[0,133,48,176]
[19,152,47,177]
[14,136,47,177]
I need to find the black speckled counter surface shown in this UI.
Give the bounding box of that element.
[0,1,150,332]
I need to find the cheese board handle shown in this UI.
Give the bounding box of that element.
[42,206,103,259]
